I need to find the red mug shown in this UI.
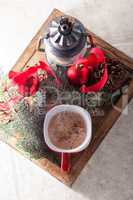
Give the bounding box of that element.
[44,105,92,172]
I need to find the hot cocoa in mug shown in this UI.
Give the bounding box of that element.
[48,111,86,150]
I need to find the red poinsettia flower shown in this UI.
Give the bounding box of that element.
[8,69,39,96]
[67,47,108,93]
[8,61,60,96]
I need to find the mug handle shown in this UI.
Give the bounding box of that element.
[61,153,71,172]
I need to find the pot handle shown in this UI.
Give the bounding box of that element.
[87,33,95,48]
[37,37,45,52]
[61,153,71,172]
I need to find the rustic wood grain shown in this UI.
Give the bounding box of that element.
[5,9,133,186]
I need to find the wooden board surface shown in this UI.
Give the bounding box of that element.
[1,9,133,186]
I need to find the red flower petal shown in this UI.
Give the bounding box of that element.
[17,85,25,96]
[13,66,38,85]
[17,75,39,96]
[28,75,39,96]
[80,63,108,93]
[89,47,105,64]
[8,71,20,79]
[86,53,98,66]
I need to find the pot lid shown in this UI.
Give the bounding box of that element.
[44,16,87,58]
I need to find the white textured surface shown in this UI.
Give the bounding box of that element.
[0,1,133,200]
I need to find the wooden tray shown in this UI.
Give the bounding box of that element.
[0,9,133,186]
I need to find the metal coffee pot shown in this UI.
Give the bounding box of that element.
[38,15,93,67]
